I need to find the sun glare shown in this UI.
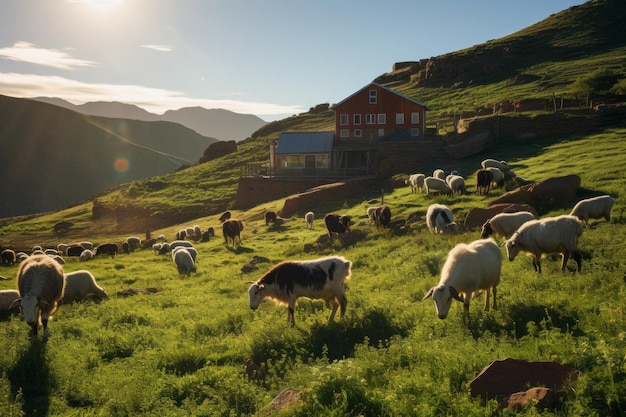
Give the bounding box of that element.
[82,0,123,9]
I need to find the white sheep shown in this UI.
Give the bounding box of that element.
[62,270,108,303]
[57,243,69,255]
[193,225,202,241]
[126,236,141,251]
[172,248,196,275]
[423,238,502,320]
[504,214,583,273]
[433,169,446,180]
[44,249,58,256]
[169,240,193,251]
[79,249,94,262]
[480,211,536,240]
[445,174,467,195]
[426,204,459,234]
[481,158,510,172]
[0,290,20,313]
[304,211,315,229]
[49,254,66,265]
[569,195,615,224]
[79,241,94,251]
[14,254,65,340]
[405,173,426,193]
[172,245,197,262]
[156,234,166,242]
[424,176,452,195]
[367,206,378,226]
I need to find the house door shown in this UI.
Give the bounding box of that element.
[305,155,316,169]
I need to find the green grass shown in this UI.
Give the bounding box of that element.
[1,127,625,416]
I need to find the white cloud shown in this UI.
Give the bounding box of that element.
[0,42,96,70]
[0,72,305,119]
[141,44,173,52]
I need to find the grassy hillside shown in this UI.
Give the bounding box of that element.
[0,127,624,416]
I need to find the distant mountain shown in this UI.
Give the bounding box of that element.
[0,95,217,217]
[32,97,268,142]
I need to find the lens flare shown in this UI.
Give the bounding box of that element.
[114,157,129,173]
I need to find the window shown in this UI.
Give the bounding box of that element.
[340,129,349,138]
[378,128,385,137]
[285,155,304,168]
[353,114,361,125]
[377,113,386,124]
[411,112,420,124]
[396,113,404,124]
[340,114,349,125]
[366,114,376,124]
[354,129,362,137]
[315,154,329,169]
[411,128,420,137]
[369,89,377,104]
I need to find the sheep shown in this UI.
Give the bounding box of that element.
[62,270,108,303]
[433,169,446,180]
[66,244,84,257]
[424,176,452,195]
[324,214,351,241]
[1,249,16,265]
[158,242,171,255]
[79,249,94,262]
[16,252,29,263]
[79,241,94,251]
[185,227,196,240]
[172,245,197,262]
[219,211,232,223]
[504,214,584,273]
[0,290,20,313]
[176,229,187,240]
[126,236,141,251]
[156,234,166,242]
[14,254,65,341]
[480,211,536,240]
[172,248,196,275]
[264,211,277,225]
[44,249,58,256]
[169,240,194,251]
[223,219,244,247]
[49,254,66,265]
[95,242,118,258]
[366,206,378,226]
[481,158,510,172]
[422,238,502,320]
[569,195,615,224]
[56,243,69,255]
[193,225,202,241]
[486,167,504,188]
[405,173,426,193]
[446,174,467,195]
[305,211,315,229]
[375,205,392,229]
[426,204,459,234]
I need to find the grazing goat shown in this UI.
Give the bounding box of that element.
[504,215,583,273]
[223,219,244,247]
[423,239,501,320]
[324,214,351,241]
[14,255,65,341]
[247,256,353,326]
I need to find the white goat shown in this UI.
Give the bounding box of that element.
[424,176,452,195]
[504,214,583,273]
[569,195,615,224]
[62,270,108,303]
[14,254,65,340]
[423,239,502,320]
[426,204,459,234]
[480,211,536,240]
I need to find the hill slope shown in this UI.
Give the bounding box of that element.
[0,95,217,217]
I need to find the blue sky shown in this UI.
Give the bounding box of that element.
[0,0,585,121]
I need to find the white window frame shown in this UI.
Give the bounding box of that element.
[369,89,377,104]
[354,129,362,137]
[378,128,385,137]
[411,112,420,124]
[377,113,386,124]
[340,114,349,126]
[396,113,404,124]
[353,114,361,125]
[340,129,349,138]
[366,114,376,125]
[411,128,420,137]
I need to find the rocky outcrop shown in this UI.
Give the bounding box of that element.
[488,175,580,206]
[464,203,538,231]
[469,358,577,410]
[197,140,237,164]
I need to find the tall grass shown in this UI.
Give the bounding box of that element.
[0,127,625,415]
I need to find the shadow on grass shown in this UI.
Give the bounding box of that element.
[8,340,51,417]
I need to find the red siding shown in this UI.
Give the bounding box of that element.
[333,84,427,141]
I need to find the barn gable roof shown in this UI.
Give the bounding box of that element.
[332,82,431,110]
[276,131,335,154]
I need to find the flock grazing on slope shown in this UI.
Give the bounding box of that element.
[0,158,618,340]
